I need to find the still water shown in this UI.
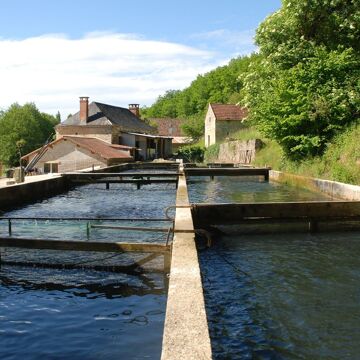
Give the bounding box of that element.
[0,181,176,359]
[189,177,360,359]
[187,176,332,203]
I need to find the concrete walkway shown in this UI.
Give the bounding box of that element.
[0,174,61,189]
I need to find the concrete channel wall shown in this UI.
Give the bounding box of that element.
[0,176,68,212]
[161,167,212,360]
[270,170,360,200]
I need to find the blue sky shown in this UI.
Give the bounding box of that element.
[0,0,281,117]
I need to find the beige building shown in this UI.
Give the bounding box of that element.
[23,97,173,173]
[204,103,248,148]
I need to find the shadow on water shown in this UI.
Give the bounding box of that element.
[199,232,360,360]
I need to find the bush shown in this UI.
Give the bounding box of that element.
[204,143,220,162]
[176,145,205,163]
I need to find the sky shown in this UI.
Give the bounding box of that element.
[0,0,281,118]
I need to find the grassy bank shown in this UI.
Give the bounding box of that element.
[254,123,360,185]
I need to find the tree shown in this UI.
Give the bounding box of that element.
[244,0,360,160]
[143,56,253,123]
[0,103,56,166]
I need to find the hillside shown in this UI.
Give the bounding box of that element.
[143,0,360,184]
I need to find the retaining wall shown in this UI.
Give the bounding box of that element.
[213,139,263,164]
[0,176,69,212]
[270,170,360,200]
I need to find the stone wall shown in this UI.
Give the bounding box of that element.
[56,125,113,143]
[204,106,216,147]
[216,121,246,144]
[215,139,263,164]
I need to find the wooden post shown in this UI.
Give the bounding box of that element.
[164,249,171,274]
[8,219,12,236]
[137,182,141,190]
[309,220,318,233]
[106,182,110,190]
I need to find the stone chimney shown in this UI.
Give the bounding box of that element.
[79,97,89,123]
[129,104,140,118]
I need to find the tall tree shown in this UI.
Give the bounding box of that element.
[0,103,56,166]
[244,0,360,160]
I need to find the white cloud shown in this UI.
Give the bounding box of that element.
[0,32,221,118]
[190,29,257,56]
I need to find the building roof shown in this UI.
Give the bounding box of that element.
[125,132,173,139]
[22,136,133,162]
[148,118,185,137]
[63,136,133,160]
[172,136,193,145]
[59,102,155,134]
[210,103,248,121]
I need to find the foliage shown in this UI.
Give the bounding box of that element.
[142,56,255,138]
[243,0,360,160]
[254,121,360,185]
[204,143,220,163]
[176,145,205,163]
[0,103,57,166]
[232,126,262,142]
[181,113,204,140]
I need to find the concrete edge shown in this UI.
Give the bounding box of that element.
[270,170,360,201]
[0,175,68,212]
[161,167,212,359]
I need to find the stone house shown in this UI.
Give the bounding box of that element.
[148,117,193,152]
[204,103,248,148]
[22,136,134,173]
[22,97,173,173]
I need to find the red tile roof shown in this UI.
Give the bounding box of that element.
[148,118,184,136]
[63,136,133,160]
[210,104,248,121]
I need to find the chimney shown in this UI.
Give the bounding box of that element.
[129,104,140,118]
[80,97,89,123]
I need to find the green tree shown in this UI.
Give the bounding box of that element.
[142,56,254,138]
[0,103,56,166]
[244,0,360,160]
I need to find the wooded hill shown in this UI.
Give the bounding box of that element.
[142,0,360,184]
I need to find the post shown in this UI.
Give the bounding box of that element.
[264,170,269,181]
[137,182,141,190]
[8,219,12,236]
[164,249,171,274]
[309,219,318,233]
[86,222,91,240]
[106,182,110,190]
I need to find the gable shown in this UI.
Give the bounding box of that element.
[210,103,248,121]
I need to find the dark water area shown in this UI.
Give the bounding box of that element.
[191,176,360,359]
[187,176,332,203]
[0,181,176,359]
[0,266,166,360]
[200,233,360,359]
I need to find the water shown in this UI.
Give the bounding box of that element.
[190,176,360,359]
[200,233,360,359]
[0,180,176,359]
[187,176,332,203]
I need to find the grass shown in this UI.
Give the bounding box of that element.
[254,122,360,185]
[232,127,262,141]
